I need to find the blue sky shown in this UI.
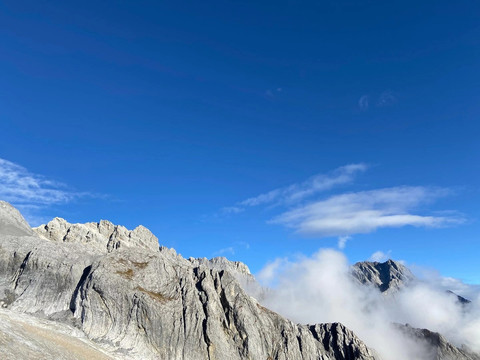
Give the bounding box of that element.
[0,1,479,282]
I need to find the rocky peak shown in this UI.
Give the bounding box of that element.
[33,217,159,254]
[446,290,471,305]
[0,201,34,237]
[352,259,414,293]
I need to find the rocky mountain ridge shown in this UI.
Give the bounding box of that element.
[0,201,478,359]
[351,259,414,293]
[33,217,159,254]
[0,201,378,360]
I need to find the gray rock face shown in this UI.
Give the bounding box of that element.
[0,201,34,237]
[446,290,471,305]
[351,259,414,293]
[0,203,378,360]
[396,324,480,360]
[189,256,253,278]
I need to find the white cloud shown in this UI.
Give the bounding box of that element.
[369,250,392,262]
[257,257,289,286]
[271,186,463,237]
[211,241,250,258]
[0,158,79,204]
[337,235,351,249]
[253,249,480,359]
[376,90,397,107]
[358,95,370,110]
[237,241,250,250]
[265,87,283,98]
[0,158,94,224]
[410,265,480,301]
[358,91,397,111]
[239,163,368,208]
[221,206,244,214]
[212,246,235,256]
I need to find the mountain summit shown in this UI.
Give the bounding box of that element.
[352,259,414,293]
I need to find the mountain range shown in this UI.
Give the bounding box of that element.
[0,201,478,360]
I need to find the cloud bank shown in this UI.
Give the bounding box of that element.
[253,249,480,360]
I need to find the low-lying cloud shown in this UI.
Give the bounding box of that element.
[252,249,480,360]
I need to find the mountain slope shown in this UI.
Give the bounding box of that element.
[0,308,120,360]
[0,201,378,360]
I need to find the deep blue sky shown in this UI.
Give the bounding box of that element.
[0,1,479,282]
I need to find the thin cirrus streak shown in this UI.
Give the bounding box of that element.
[0,158,96,212]
[228,163,368,212]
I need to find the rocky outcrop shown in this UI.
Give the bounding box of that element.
[33,217,159,254]
[0,201,379,360]
[351,259,414,293]
[189,256,253,278]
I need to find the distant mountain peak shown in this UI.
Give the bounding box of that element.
[352,259,414,293]
[446,290,472,305]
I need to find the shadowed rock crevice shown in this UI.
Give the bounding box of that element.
[12,250,31,289]
[70,265,92,313]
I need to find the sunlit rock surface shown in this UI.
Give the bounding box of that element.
[0,201,378,360]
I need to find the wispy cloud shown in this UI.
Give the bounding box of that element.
[358,95,369,111]
[271,186,463,237]
[0,158,95,224]
[369,250,392,262]
[237,163,367,209]
[221,206,244,214]
[358,90,397,111]
[212,246,235,256]
[211,241,250,258]
[337,235,351,249]
[265,87,283,98]
[376,90,397,107]
[222,164,464,240]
